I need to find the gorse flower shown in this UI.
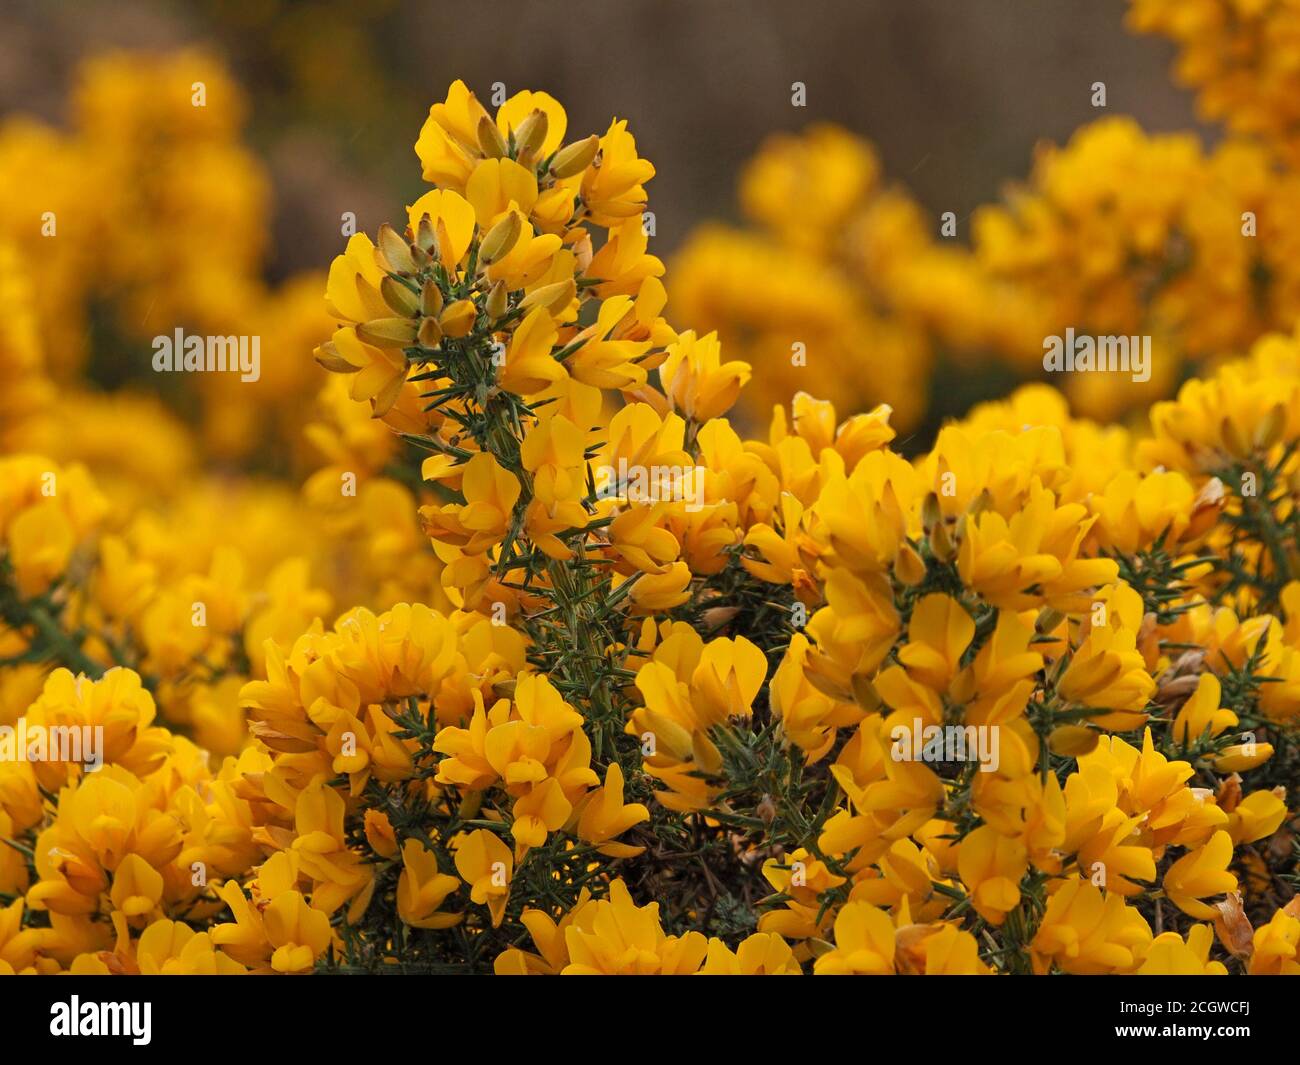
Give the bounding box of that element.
[0,10,1298,980]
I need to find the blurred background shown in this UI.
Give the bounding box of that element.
[14,0,1280,471]
[0,0,1196,282]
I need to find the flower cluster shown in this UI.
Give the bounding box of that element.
[671,125,1035,430]
[971,117,1300,419]
[1128,0,1300,167]
[0,50,331,466]
[1,43,1299,978]
[676,5,1300,427]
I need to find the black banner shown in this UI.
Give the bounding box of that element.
[2,974,1289,1052]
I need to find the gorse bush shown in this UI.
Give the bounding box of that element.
[2,4,1300,977]
[676,2,1300,432]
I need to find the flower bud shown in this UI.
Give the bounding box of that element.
[357,318,418,347]
[1215,773,1243,814]
[414,215,439,257]
[921,492,942,532]
[549,135,600,179]
[439,299,477,338]
[701,605,741,630]
[512,109,548,160]
[1034,607,1065,634]
[520,278,576,315]
[417,316,443,348]
[485,279,509,320]
[478,211,521,265]
[1214,742,1274,773]
[377,223,418,274]
[313,341,357,374]
[477,115,507,159]
[1214,892,1254,960]
[380,276,420,316]
[895,541,925,586]
[420,279,444,318]
[1048,724,1099,757]
[930,518,956,562]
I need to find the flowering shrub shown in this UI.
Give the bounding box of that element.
[676,2,1300,427]
[2,10,1300,978]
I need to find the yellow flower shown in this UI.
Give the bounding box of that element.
[1056,584,1154,731]
[814,449,918,573]
[496,89,567,162]
[1226,788,1288,845]
[109,853,164,922]
[1163,830,1238,919]
[23,666,169,791]
[1030,879,1152,975]
[903,922,992,975]
[324,233,389,325]
[420,452,521,554]
[690,635,767,726]
[659,330,751,421]
[1214,740,1275,773]
[405,188,477,272]
[8,499,76,597]
[577,762,649,857]
[698,932,801,975]
[452,829,512,928]
[1089,469,1211,554]
[499,305,565,395]
[562,879,706,975]
[1137,925,1228,976]
[956,825,1027,927]
[588,219,665,298]
[958,481,1117,612]
[466,157,538,227]
[493,889,594,975]
[1248,909,1300,975]
[580,119,655,227]
[433,690,508,791]
[414,79,491,189]
[803,568,900,703]
[628,561,692,612]
[262,890,333,974]
[812,901,896,975]
[364,810,399,859]
[315,327,407,417]
[896,593,975,694]
[769,632,863,759]
[566,293,652,389]
[1172,672,1238,744]
[396,838,462,930]
[0,899,49,975]
[136,919,245,975]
